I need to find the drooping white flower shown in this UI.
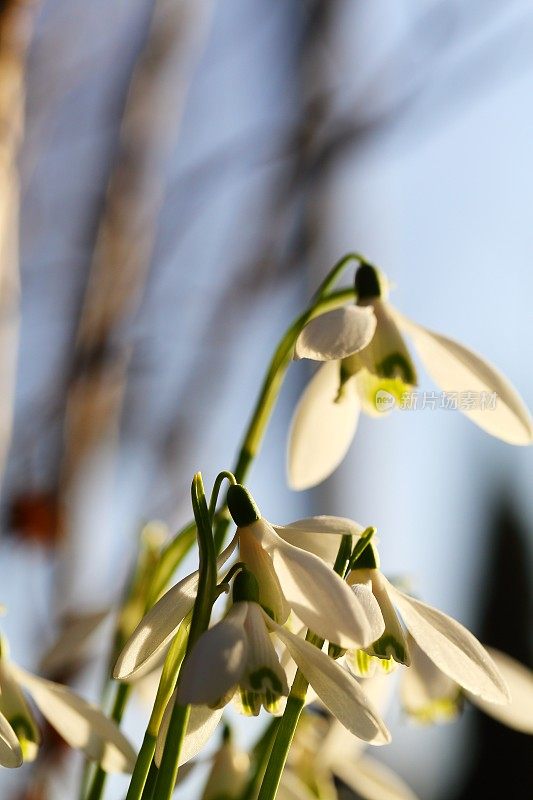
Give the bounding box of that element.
[401,636,533,733]
[226,485,385,651]
[115,489,384,684]
[346,545,510,705]
[0,636,135,772]
[176,569,391,745]
[289,263,533,489]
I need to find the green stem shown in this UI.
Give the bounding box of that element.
[214,285,355,552]
[152,473,217,799]
[239,718,281,800]
[256,534,351,800]
[312,251,368,300]
[140,760,159,800]
[125,732,157,800]
[256,671,309,800]
[85,683,131,800]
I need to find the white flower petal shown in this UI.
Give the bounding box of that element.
[14,666,136,773]
[467,648,533,733]
[271,621,390,745]
[273,516,363,565]
[202,741,250,800]
[396,312,533,445]
[259,524,384,649]
[350,570,410,665]
[334,755,419,800]
[155,691,223,768]
[239,528,290,623]
[287,362,360,491]
[178,603,248,707]
[294,306,377,361]
[114,535,238,680]
[388,584,509,704]
[400,635,461,724]
[0,658,40,761]
[239,603,289,715]
[0,710,22,768]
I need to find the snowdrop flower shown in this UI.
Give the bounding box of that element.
[346,545,510,705]
[226,484,385,650]
[200,729,250,800]
[115,486,384,683]
[289,263,533,489]
[177,569,391,744]
[401,636,533,734]
[0,636,135,771]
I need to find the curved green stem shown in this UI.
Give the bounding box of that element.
[152,473,217,799]
[209,470,237,520]
[312,251,368,300]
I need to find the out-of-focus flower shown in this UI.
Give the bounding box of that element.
[115,486,384,681]
[347,545,510,706]
[178,569,390,744]
[0,636,135,771]
[289,263,533,489]
[200,730,250,800]
[279,676,418,800]
[401,637,533,733]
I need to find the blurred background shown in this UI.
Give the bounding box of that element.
[0,0,531,797]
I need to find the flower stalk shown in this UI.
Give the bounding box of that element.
[151,472,218,799]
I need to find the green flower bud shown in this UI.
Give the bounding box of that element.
[354,263,382,300]
[227,484,261,528]
[232,569,260,604]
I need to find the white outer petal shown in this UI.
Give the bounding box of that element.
[269,618,390,744]
[279,771,317,800]
[114,535,238,680]
[0,710,22,768]
[333,756,420,800]
[13,666,136,773]
[395,310,533,445]
[177,603,248,706]
[155,691,223,768]
[387,583,510,704]
[466,647,533,733]
[294,306,377,361]
[273,516,363,565]
[287,362,360,491]
[255,522,384,649]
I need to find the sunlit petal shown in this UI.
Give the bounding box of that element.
[155,691,223,767]
[270,620,390,744]
[239,527,289,623]
[287,362,360,491]
[239,603,289,715]
[396,311,533,445]
[388,583,509,704]
[178,603,248,707]
[467,647,533,733]
[13,666,136,773]
[114,535,238,680]
[273,516,363,565]
[294,306,377,361]
[255,523,384,649]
